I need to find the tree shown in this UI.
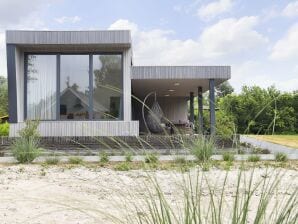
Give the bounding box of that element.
[0,76,8,117]
[216,81,234,97]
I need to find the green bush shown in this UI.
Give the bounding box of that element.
[99,152,109,163]
[0,122,9,136]
[145,153,158,163]
[125,152,133,162]
[248,154,260,162]
[191,136,214,162]
[215,109,236,140]
[11,120,41,163]
[275,152,288,162]
[68,156,83,164]
[222,152,235,162]
[114,162,131,171]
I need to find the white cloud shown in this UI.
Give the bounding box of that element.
[197,0,233,20]
[270,23,298,60]
[282,1,298,17]
[0,0,49,76]
[0,0,44,27]
[231,61,298,92]
[200,16,268,57]
[54,16,81,24]
[109,19,138,36]
[109,17,267,64]
[107,19,298,92]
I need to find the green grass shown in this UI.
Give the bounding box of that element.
[248,135,298,149]
[125,152,133,162]
[114,162,131,171]
[99,152,109,163]
[68,156,84,165]
[191,136,214,162]
[174,156,187,164]
[275,152,288,162]
[126,169,298,224]
[222,152,235,162]
[145,153,159,164]
[44,157,60,165]
[248,154,260,162]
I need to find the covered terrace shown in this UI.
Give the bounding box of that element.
[131,66,231,135]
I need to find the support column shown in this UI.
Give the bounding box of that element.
[198,86,203,134]
[209,79,216,135]
[6,44,18,123]
[189,92,194,123]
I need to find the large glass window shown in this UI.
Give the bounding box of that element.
[26,55,57,120]
[93,55,123,120]
[25,53,123,121]
[60,55,89,120]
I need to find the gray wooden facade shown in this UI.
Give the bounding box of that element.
[6,30,231,137]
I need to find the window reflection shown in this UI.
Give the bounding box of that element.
[93,55,123,120]
[27,55,56,120]
[60,55,89,120]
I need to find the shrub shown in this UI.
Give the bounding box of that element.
[223,152,235,162]
[114,162,131,171]
[0,122,9,136]
[68,157,83,164]
[145,153,158,164]
[275,152,288,162]
[99,152,109,163]
[19,120,40,140]
[248,154,260,162]
[45,157,60,165]
[191,136,214,162]
[11,120,41,163]
[125,152,133,162]
[12,137,41,163]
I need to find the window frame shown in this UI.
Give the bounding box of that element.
[24,52,124,121]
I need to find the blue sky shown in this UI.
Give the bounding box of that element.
[0,0,298,92]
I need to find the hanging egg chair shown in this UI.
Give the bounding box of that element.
[142,92,165,134]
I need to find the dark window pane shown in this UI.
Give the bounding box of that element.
[26,55,56,120]
[93,55,123,120]
[60,55,89,120]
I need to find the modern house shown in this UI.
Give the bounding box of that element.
[6,30,230,137]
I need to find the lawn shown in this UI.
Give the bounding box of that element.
[248,135,298,149]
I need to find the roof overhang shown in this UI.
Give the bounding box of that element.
[132,66,231,97]
[6,30,131,49]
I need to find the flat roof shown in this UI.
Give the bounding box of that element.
[6,30,131,47]
[131,66,231,96]
[131,66,231,80]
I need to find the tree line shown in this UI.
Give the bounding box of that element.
[214,82,298,136]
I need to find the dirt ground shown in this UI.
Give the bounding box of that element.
[0,164,297,224]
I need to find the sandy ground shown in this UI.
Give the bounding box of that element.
[0,164,297,224]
